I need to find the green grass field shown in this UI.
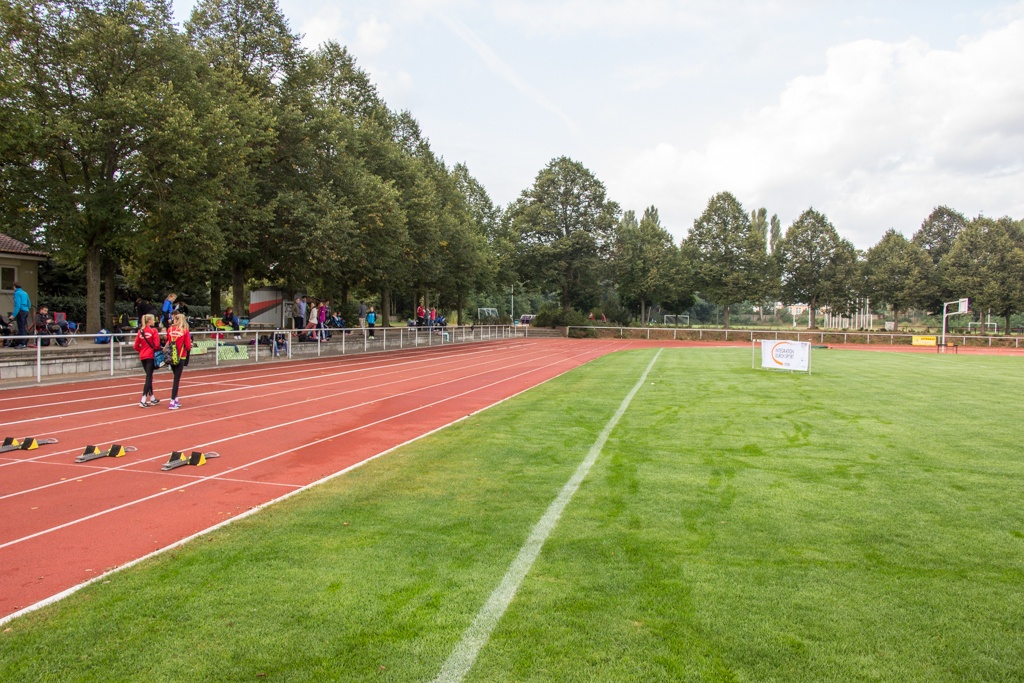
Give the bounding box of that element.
[3,348,1024,682]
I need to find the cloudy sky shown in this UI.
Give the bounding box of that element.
[170,0,1024,249]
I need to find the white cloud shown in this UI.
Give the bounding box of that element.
[610,61,704,92]
[439,13,578,135]
[490,0,737,37]
[354,17,393,55]
[296,10,347,49]
[612,19,1024,247]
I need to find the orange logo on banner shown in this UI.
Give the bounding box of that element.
[771,341,797,366]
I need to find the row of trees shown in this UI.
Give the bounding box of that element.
[1,0,499,331]
[505,160,1024,331]
[3,1,1022,332]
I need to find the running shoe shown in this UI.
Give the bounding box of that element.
[140,400,149,408]
[148,397,160,406]
[168,399,179,410]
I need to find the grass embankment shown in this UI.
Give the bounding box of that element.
[2,348,1023,682]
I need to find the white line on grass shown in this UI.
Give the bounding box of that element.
[431,349,662,683]
[0,343,609,626]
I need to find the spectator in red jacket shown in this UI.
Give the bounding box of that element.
[166,313,192,410]
[133,314,162,408]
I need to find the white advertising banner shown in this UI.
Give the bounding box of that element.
[760,340,811,372]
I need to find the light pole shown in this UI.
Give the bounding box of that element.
[510,284,514,325]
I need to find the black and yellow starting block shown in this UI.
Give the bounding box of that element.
[161,450,220,471]
[1,436,59,453]
[75,443,138,463]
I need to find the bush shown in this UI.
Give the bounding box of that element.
[533,304,591,329]
[567,325,598,338]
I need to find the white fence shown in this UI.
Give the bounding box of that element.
[0,325,528,383]
[564,325,1024,348]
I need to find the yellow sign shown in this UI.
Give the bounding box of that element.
[912,335,937,346]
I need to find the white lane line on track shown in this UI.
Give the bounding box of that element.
[0,339,536,407]
[0,342,533,423]
[0,342,621,505]
[0,342,604,627]
[431,349,662,683]
[0,343,524,431]
[0,343,566,477]
[0,343,611,552]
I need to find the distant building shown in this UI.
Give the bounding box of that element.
[787,304,809,317]
[0,233,48,318]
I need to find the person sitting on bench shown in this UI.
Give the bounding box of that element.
[222,307,241,338]
[34,305,70,346]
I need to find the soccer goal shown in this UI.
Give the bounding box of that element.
[476,307,499,320]
[664,314,690,326]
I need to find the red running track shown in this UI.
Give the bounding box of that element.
[0,337,646,621]
[4,336,1019,621]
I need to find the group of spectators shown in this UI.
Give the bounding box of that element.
[3,281,73,348]
[293,295,352,341]
[415,304,446,329]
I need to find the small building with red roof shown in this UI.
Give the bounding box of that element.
[1,233,48,319]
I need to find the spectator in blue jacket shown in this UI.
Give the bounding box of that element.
[161,293,176,329]
[11,281,30,348]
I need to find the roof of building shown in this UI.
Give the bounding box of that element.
[0,233,48,257]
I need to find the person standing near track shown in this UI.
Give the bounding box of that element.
[358,301,367,328]
[165,313,192,410]
[366,306,376,338]
[11,281,30,348]
[293,294,305,330]
[319,299,329,339]
[160,293,176,329]
[133,313,162,408]
[308,299,320,340]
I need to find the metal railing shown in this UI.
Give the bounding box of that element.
[564,325,1024,348]
[0,324,531,384]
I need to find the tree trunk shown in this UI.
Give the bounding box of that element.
[85,244,102,333]
[893,306,900,332]
[102,255,116,329]
[640,299,646,325]
[210,282,221,316]
[723,304,730,329]
[808,304,817,329]
[457,291,465,326]
[232,264,245,314]
[381,289,391,327]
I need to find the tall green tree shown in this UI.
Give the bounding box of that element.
[913,205,967,312]
[0,0,217,331]
[614,206,677,323]
[778,208,857,329]
[863,229,935,329]
[751,208,782,320]
[941,216,1024,332]
[186,0,302,313]
[913,206,967,266]
[684,192,768,328]
[445,163,494,323]
[510,157,620,313]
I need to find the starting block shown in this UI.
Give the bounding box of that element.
[75,443,137,463]
[161,450,220,471]
[2,436,59,453]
